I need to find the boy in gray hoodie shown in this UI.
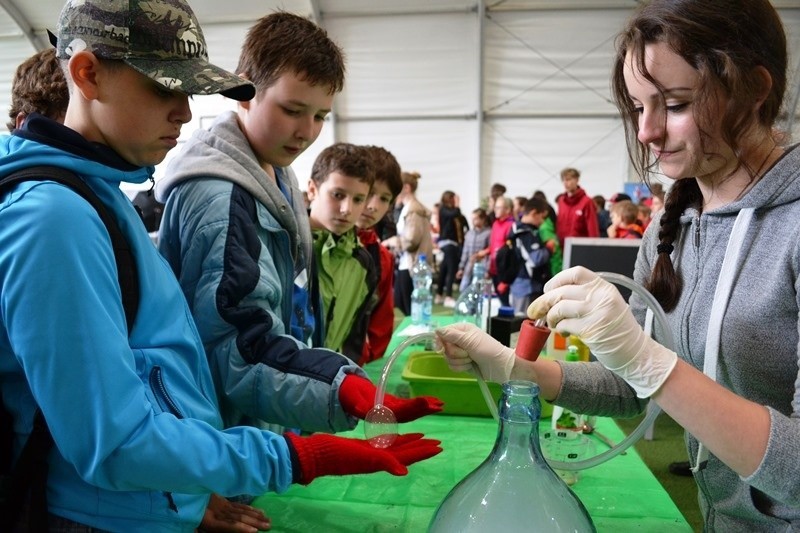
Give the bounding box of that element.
[157,13,441,437]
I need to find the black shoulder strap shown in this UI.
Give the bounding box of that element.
[0,166,140,529]
[0,166,139,331]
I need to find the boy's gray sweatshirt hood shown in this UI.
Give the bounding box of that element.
[155,111,310,261]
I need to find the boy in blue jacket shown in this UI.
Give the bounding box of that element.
[0,1,441,530]
[508,197,553,315]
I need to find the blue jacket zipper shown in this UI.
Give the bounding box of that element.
[149,366,183,514]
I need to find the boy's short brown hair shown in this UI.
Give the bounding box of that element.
[611,200,639,224]
[7,49,68,132]
[311,143,374,187]
[236,11,345,94]
[560,167,580,180]
[364,145,402,198]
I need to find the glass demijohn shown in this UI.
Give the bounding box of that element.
[428,381,596,532]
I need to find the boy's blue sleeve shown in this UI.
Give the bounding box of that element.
[0,183,293,497]
[162,181,364,432]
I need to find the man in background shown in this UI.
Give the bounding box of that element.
[555,167,598,247]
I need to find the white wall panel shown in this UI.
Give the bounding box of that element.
[337,118,478,211]
[483,116,629,205]
[484,9,626,117]
[326,12,477,117]
[0,39,36,133]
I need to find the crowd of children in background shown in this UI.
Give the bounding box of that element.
[376,171,663,321]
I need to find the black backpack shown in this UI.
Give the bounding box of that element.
[0,166,139,530]
[494,237,522,284]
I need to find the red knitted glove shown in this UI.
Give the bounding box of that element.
[284,432,442,485]
[339,374,443,422]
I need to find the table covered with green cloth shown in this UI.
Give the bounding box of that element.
[253,317,691,532]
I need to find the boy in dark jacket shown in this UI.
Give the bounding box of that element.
[508,197,552,315]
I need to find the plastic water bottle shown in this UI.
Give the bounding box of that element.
[410,254,433,327]
[454,262,486,327]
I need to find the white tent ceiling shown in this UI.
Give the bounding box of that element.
[2,0,799,210]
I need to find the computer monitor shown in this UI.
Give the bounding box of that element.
[562,237,642,300]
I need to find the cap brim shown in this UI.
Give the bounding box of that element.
[125,58,255,102]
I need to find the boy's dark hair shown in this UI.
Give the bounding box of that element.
[7,49,68,132]
[364,145,402,198]
[311,143,374,187]
[522,197,549,216]
[236,11,346,94]
[489,182,506,198]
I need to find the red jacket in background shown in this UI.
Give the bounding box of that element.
[357,228,395,366]
[556,187,599,247]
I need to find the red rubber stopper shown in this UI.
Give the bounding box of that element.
[515,320,550,361]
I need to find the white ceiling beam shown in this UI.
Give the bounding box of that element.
[308,0,322,24]
[0,0,48,49]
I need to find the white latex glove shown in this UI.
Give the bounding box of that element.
[435,322,515,383]
[527,266,677,398]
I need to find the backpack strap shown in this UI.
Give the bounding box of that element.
[0,166,139,331]
[0,166,140,529]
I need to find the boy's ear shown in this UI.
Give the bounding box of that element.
[68,51,102,101]
[237,72,251,109]
[306,179,318,202]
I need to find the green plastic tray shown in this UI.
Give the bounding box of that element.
[401,351,553,418]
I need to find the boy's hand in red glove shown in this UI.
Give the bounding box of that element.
[339,374,443,422]
[284,432,442,485]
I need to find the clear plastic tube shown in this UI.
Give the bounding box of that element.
[365,333,433,448]
[546,271,672,471]
[368,271,672,469]
[473,363,499,421]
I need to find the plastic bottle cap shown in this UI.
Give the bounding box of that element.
[498,306,515,317]
[566,346,579,362]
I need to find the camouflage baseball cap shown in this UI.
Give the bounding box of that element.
[53,0,255,101]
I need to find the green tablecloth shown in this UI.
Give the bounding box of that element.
[253,317,691,532]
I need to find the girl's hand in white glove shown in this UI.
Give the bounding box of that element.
[527,266,677,398]
[435,322,515,383]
